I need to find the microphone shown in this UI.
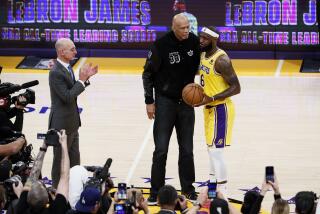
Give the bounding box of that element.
[21,80,39,89]
[98,158,112,180]
[83,165,102,172]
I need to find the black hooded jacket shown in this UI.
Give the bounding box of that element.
[142,31,200,104]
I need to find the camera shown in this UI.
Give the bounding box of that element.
[208,182,217,199]
[84,158,112,192]
[12,161,32,184]
[10,144,33,165]
[11,89,35,107]
[0,80,38,109]
[37,129,60,147]
[117,183,127,200]
[114,187,137,214]
[2,175,22,203]
[4,175,21,189]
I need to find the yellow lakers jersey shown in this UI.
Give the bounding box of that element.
[199,49,231,105]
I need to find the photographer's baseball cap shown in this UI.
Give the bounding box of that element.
[75,187,100,213]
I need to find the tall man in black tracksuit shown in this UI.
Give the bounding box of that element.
[142,13,200,204]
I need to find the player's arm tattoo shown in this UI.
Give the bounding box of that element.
[213,55,241,100]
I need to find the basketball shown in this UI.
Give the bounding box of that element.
[182,83,204,106]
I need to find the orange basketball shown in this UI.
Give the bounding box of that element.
[182,83,204,106]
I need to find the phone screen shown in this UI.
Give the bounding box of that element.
[117,183,127,200]
[37,133,46,140]
[208,182,217,199]
[114,204,126,214]
[265,166,274,182]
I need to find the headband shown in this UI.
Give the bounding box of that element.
[201,27,219,38]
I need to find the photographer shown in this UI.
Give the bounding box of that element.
[71,187,101,214]
[0,94,29,166]
[0,95,27,159]
[69,178,114,214]
[15,130,70,214]
[0,94,27,136]
[0,77,38,140]
[68,160,114,213]
[69,165,90,209]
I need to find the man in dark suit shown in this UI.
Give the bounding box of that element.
[49,38,98,188]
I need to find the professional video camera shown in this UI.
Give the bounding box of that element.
[84,158,113,192]
[10,144,33,165]
[0,80,38,108]
[37,129,61,147]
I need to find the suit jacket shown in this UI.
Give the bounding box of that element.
[48,61,85,134]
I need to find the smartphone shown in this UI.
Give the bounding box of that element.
[37,133,46,140]
[114,203,126,214]
[208,182,217,199]
[117,183,127,200]
[265,166,274,182]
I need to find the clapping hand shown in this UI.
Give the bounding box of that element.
[79,63,98,81]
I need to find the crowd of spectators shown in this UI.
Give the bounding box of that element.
[1,133,318,214]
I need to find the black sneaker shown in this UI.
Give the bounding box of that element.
[182,191,198,202]
[147,193,157,205]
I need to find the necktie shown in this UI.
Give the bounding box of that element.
[67,65,75,83]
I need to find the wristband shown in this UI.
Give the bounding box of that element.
[40,147,47,152]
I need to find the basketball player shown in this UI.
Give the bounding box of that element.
[195,26,241,194]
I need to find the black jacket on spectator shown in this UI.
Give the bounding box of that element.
[143,31,200,104]
[0,108,24,141]
[242,192,282,214]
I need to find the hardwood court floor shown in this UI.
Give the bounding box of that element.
[1,62,320,212]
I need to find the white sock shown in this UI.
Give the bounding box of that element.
[207,147,216,182]
[208,148,227,181]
